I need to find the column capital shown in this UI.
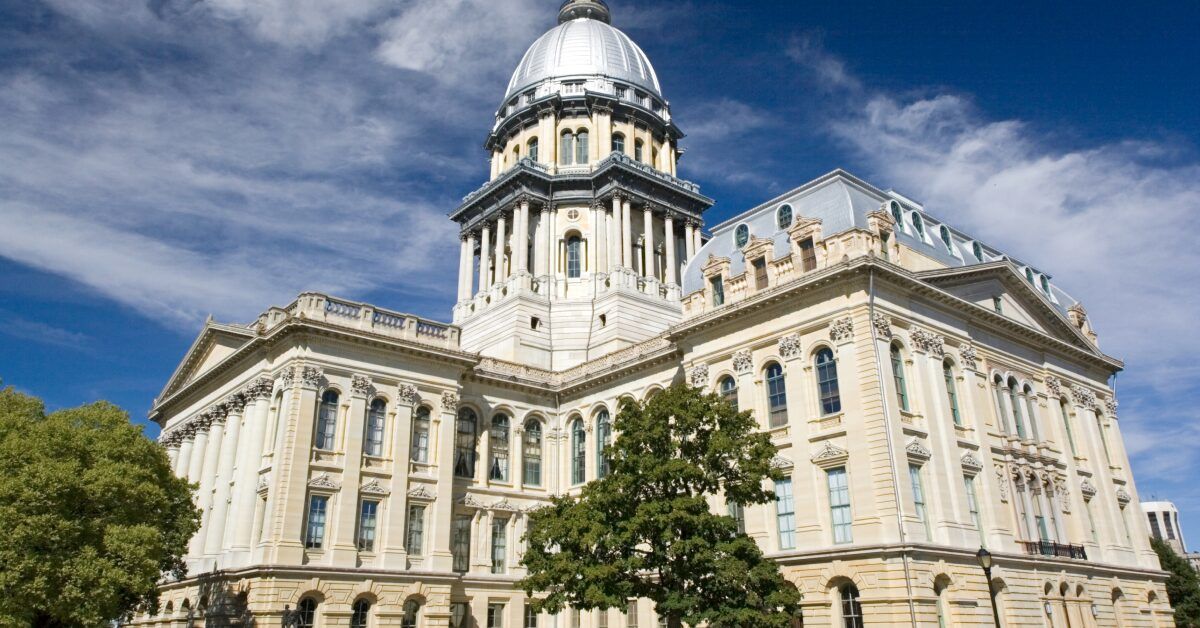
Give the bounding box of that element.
[351,375,373,398]
[441,391,460,412]
[224,392,247,414]
[299,365,324,390]
[397,383,419,407]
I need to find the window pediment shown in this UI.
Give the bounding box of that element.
[811,442,849,468]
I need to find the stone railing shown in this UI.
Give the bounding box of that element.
[255,293,461,350]
[1018,540,1088,561]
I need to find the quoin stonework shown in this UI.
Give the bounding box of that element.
[134,1,1173,626]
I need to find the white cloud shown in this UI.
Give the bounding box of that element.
[203,0,392,48]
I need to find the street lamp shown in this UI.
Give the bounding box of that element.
[976,548,1001,628]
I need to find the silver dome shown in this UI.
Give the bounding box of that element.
[503,17,662,104]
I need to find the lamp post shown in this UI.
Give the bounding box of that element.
[977,548,1002,628]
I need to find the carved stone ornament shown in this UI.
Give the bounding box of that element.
[351,375,372,396]
[689,363,709,388]
[830,317,854,343]
[872,313,892,339]
[492,498,520,512]
[256,476,270,494]
[1079,478,1097,499]
[360,479,389,496]
[300,366,324,389]
[960,451,984,473]
[1115,487,1132,506]
[280,366,296,389]
[1055,479,1071,513]
[959,344,979,371]
[905,438,932,461]
[225,393,247,414]
[779,333,803,359]
[911,328,945,357]
[407,486,436,501]
[458,494,486,509]
[732,349,753,375]
[811,442,849,467]
[397,384,419,406]
[995,465,1010,502]
[1105,397,1119,418]
[770,455,795,470]
[441,391,460,411]
[1070,385,1097,410]
[308,473,339,491]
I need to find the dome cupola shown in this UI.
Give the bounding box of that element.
[558,0,612,24]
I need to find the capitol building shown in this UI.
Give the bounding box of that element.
[136,1,1174,626]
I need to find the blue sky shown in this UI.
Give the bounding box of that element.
[2,0,1199,542]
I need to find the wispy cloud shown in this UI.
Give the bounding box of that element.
[0,309,90,350]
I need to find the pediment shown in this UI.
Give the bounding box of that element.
[917,263,1096,352]
[156,319,257,404]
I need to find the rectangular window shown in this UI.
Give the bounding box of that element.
[452,515,471,572]
[405,505,425,556]
[597,610,609,628]
[572,608,582,628]
[828,467,852,544]
[627,602,639,628]
[1014,487,1031,540]
[488,603,506,628]
[964,475,984,544]
[524,604,538,628]
[492,518,509,574]
[753,257,768,290]
[909,464,930,539]
[305,495,328,550]
[775,479,795,549]
[1148,512,1162,539]
[357,499,379,552]
[799,237,817,272]
[710,276,725,306]
[766,367,788,428]
[728,501,746,535]
[411,410,430,463]
[1166,512,1177,540]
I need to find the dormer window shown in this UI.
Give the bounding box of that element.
[777,204,793,229]
[1040,275,1052,295]
[1025,267,1035,284]
[972,241,984,262]
[911,213,925,240]
[753,257,768,290]
[734,224,750,248]
[939,225,954,253]
[799,237,816,272]
[710,276,725,306]
[889,201,904,229]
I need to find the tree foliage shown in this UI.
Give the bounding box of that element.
[519,384,803,628]
[0,383,200,627]
[1152,537,1200,627]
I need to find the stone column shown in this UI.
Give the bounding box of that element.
[187,419,210,485]
[549,206,561,287]
[457,236,471,302]
[608,196,621,272]
[479,224,492,292]
[166,441,180,470]
[621,197,633,268]
[664,213,677,285]
[205,394,245,561]
[429,391,460,571]
[520,200,532,274]
[191,409,225,559]
[381,384,417,569]
[588,201,601,276]
[494,212,507,287]
[268,366,322,565]
[642,205,655,282]
[537,206,551,278]
[330,376,371,566]
[685,221,696,263]
[175,432,194,478]
[229,377,273,562]
[465,232,476,299]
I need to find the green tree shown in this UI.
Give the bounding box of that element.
[519,384,803,628]
[0,383,200,627]
[1152,537,1200,627]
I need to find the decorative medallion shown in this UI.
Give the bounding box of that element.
[441,391,460,411]
[360,479,390,496]
[959,344,979,371]
[308,473,339,491]
[911,328,945,357]
[872,313,892,339]
[689,363,709,388]
[830,317,854,343]
[779,333,803,359]
[300,366,324,388]
[732,349,753,375]
[397,384,419,406]
[351,375,372,396]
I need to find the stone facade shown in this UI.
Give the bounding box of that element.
[132,2,1172,627]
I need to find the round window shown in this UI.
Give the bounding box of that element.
[777,204,793,229]
[566,209,580,222]
[734,224,750,248]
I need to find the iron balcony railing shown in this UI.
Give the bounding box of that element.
[1019,540,1088,560]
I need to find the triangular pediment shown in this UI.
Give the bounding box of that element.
[156,319,256,404]
[917,262,1096,352]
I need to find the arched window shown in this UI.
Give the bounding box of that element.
[365,399,386,457]
[943,361,961,426]
[840,584,864,628]
[566,235,583,278]
[934,580,949,628]
[652,146,659,165]
[524,420,543,487]
[777,204,793,229]
[571,419,586,484]
[911,213,925,239]
[972,241,984,262]
[297,598,318,628]
[940,225,953,253]
[560,130,574,166]
[401,600,420,628]
[1025,267,1035,284]
[1040,275,1051,295]
[1059,399,1077,455]
[455,408,478,478]
[316,390,338,450]
[575,130,589,165]
[528,138,539,163]
[1023,385,1040,441]
[1008,378,1027,439]
[634,139,644,162]
[490,414,511,482]
[596,410,612,478]
[719,375,738,410]
[890,344,909,412]
[411,406,431,463]
[734,224,750,248]
[512,145,521,165]
[816,348,841,415]
[889,201,903,227]
[992,375,1011,434]
[612,133,625,155]
[765,362,787,428]
[351,599,371,628]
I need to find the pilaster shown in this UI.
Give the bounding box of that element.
[429,391,460,571]
[381,383,417,569]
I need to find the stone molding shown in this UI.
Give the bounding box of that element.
[770,455,794,470]
[308,473,339,492]
[1080,478,1097,500]
[360,479,390,496]
[811,442,849,468]
[408,486,436,501]
[960,451,983,474]
[905,438,932,462]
